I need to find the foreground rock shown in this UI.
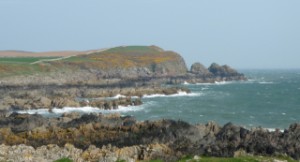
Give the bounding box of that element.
[0,113,299,161]
[0,143,174,162]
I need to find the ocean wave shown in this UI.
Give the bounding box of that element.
[265,128,284,132]
[195,81,239,85]
[258,81,274,84]
[51,107,101,114]
[201,87,209,90]
[214,81,235,85]
[245,125,284,133]
[195,83,215,85]
[16,104,146,116]
[16,109,50,115]
[143,91,202,98]
[111,94,127,99]
[183,81,190,85]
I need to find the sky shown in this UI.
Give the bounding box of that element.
[0,0,299,69]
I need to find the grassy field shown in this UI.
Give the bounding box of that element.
[0,57,60,64]
[69,46,180,69]
[0,46,182,77]
[0,57,62,77]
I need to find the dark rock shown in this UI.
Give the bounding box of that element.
[208,63,239,77]
[122,115,136,127]
[2,112,46,133]
[132,98,142,106]
[2,113,299,160]
[61,113,100,128]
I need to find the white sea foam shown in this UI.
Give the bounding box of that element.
[246,125,284,133]
[183,81,190,85]
[195,81,237,85]
[215,81,230,85]
[51,107,100,114]
[16,104,146,116]
[17,109,50,115]
[195,82,215,85]
[266,128,284,132]
[258,81,274,84]
[111,94,127,99]
[143,91,202,98]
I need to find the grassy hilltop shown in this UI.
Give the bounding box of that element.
[0,46,187,78]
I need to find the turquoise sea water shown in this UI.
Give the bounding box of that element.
[18,69,300,129]
[123,69,300,129]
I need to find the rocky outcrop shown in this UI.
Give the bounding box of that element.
[0,113,299,160]
[0,143,175,162]
[0,45,247,87]
[0,113,46,133]
[184,62,246,84]
[208,63,240,77]
[190,62,211,76]
[0,86,189,111]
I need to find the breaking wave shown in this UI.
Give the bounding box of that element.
[143,91,202,98]
[258,81,274,84]
[15,104,146,116]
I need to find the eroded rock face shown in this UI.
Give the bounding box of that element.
[0,143,175,162]
[0,113,46,133]
[0,86,189,111]
[208,63,240,77]
[190,62,211,76]
[0,113,299,160]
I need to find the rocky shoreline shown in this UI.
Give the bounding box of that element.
[0,62,245,112]
[0,86,191,113]
[0,113,299,161]
[0,46,246,112]
[0,46,255,161]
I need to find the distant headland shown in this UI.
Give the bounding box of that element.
[0,45,245,85]
[0,45,245,111]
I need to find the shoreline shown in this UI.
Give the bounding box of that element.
[0,86,191,113]
[0,112,299,161]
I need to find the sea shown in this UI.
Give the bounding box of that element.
[18,69,300,130]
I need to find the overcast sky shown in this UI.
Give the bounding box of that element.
[0,0,299,69]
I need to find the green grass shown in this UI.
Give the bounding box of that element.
[0,57,60,64]
[105,46,161,54]
[0,46,181,77]
[53,157,73,162]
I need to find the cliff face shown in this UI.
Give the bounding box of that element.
[58,45,188,78]
[0,46,188,85]
[0,45,245,86]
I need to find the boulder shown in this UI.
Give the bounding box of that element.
[8,113,46,133]
[208,63,239,77]
[51,98,79,108]
[190,62,211,75]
